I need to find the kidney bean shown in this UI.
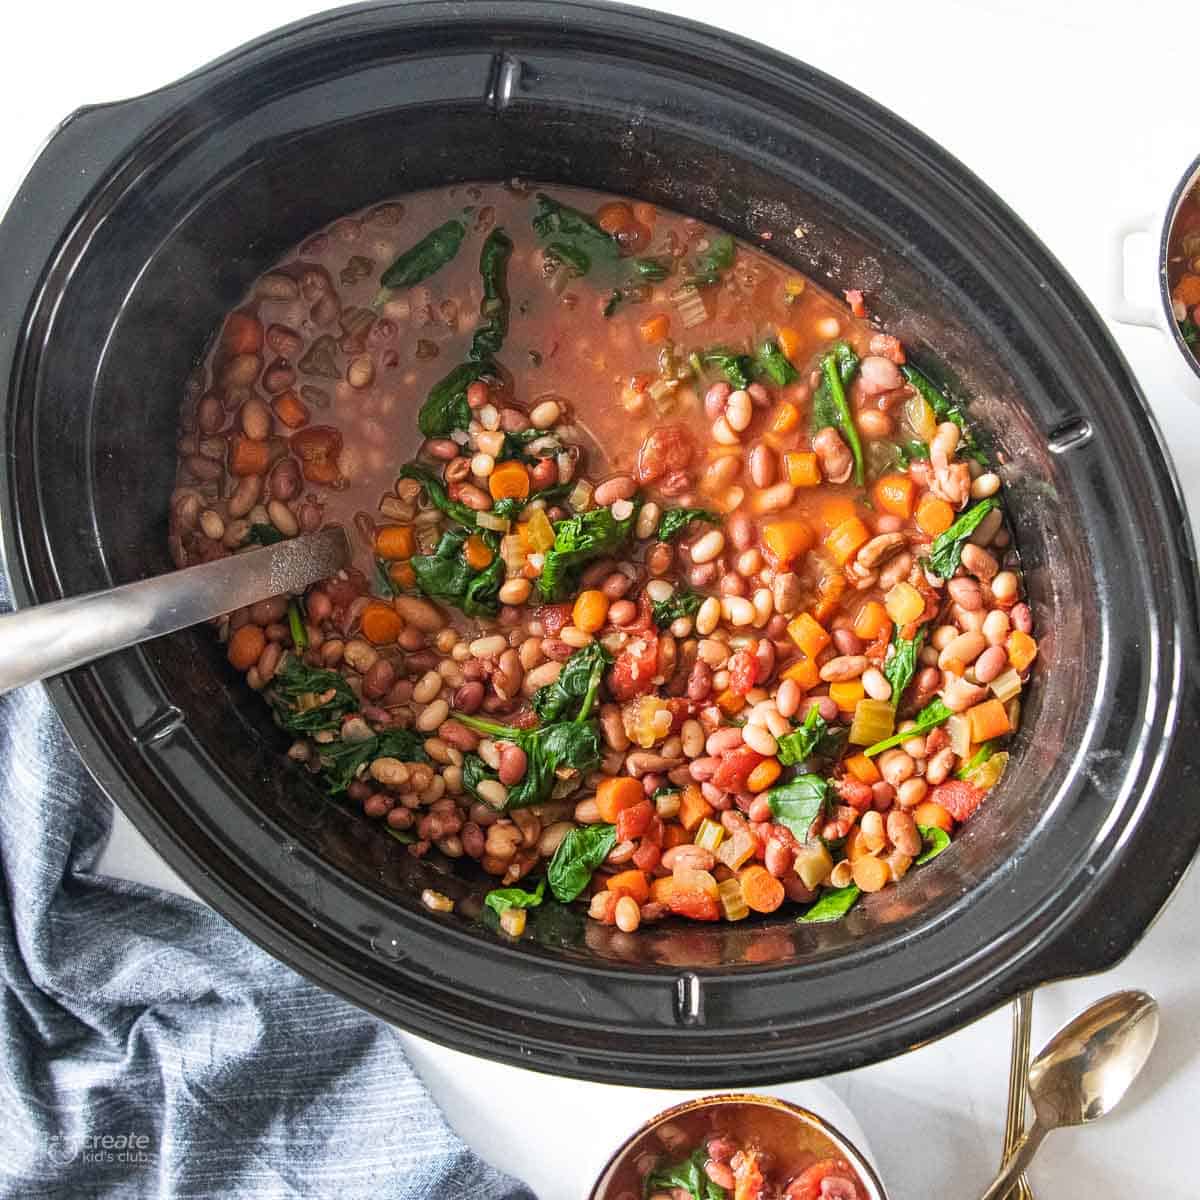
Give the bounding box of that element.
[361,659,397,700]
[802,696,839,723]
[748,443,776,488]
[689,756,718,781]
[948,577,983,610]
[185,453,223,482]
[448,481,491,511]
[831,628,864,656]
[857,409,894,439]
[298,502,323,532]
[686,659,713,702]
[813,426,853,484]
[819,655,867,682]
[460,823,486,859]
[926,747,957,786]
[706,727,744,756]
[493,649,524,699]
[1011,602,1034,633]
[529,457,558,490]
[263,360,296,395]
[747,795,772,823]
[266,323,304,358]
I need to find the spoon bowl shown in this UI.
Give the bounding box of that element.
[1028,989,1160,1129]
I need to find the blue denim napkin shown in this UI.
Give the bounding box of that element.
[0,589,535,1199]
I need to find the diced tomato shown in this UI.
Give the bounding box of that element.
[535,604,573,636]
[667,889,720,921]
[727,648,758,696]
[642,814,664,846]
[617,800,653,841]
[732,1150,766,1200]
[931,780,986,822]
[635,424,694,484]
[785,1159,859,1200]
[608,636,659,701]
[632,839,662,872]
[712,745,765,791]
[843,289,867,319]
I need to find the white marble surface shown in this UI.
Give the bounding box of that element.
[4,1,1198,1196]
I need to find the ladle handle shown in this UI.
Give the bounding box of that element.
[977,1123,1049,1200]
[0,527,349,695]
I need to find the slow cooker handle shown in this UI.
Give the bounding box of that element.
[1107,214,1161,329]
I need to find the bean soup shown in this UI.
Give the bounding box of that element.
[170,182,1037,934]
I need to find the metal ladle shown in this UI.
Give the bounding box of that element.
[0,527,350,695]
[978,990,1159,1200]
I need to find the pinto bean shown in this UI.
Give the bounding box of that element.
[748,443,776,488]
[593,475,637,505]
[947,577,983,611]
[661,845,715,872]
[687,659,713,701]
[819,655,867,682]
[497,743,528,785]
[727,511,755,551]
[831,628,864,656]
[961,543,999,581]
[974,643,1009,683]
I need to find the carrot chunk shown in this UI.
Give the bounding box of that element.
[967,698,1012,743]
[739,865,785,913]
[824,516,870,565]
[678,785,714,832]
[638,313,671,344]
[762,519,814,568]
[595,776,645,823]
[916,494,955,536]
[488,460,530,501]
[873,474,915,518]
[227,624,265,671]
[227,435,271,477]
[787,613,830,660]
[271,390,310,430]
[784,451,821,487]
[605,869,650,903]
[375,525,415,561]
[360,601,403,645]
[1007,630,1039,672]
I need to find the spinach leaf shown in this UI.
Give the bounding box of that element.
[453,713,603,810]
[883,626,925,708]
[316,727,429,795]
[811,341,864,485]
[685,233,736,287]
[699,347,754,390]
[864,698,952,757]
[267,657,357,735]
[915,824,952,865]
[397,463,478,528]
[418,360,495,438]
[754,338,799,386]
[926,498,998,579]
[547,823,618,903]
[656,507,721,542]
[410,528,503,618]
[469,228,513,361]
[957,741,995,779]
[497,427,545,464]
[652,588,704,628]
[532,193,620,276]
[247,523,285,546]
[901,363,987,465]
[766,773,829,841]
[531,642,613,723]
[798,884,862,924]
[287,600,308,652]
[603,257,672,318]
[380,218,466,289]
[651,785,681,803]
[484,877,546,916]
[776,706,830,767]
[538,503,640,602]
[645,1148,727,1200]
[1181,318,1199,346]
[374,557,399,598]
[384,826,416,845]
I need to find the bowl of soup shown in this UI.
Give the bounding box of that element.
[588,1095,887,1200]
[0,0,1197,1084]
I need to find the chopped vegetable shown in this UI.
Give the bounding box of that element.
[644,1148,727,1200]
[698,347,754,389]
[776,706,831,766]
[469,228,513,360]
[247,523,285,546]
[417,360,495,439]
[267,657,356,735]
[811,341,864,485]
[484,877,546,916]
[547,823,617,903]
[651,587,703,628]
[864,698,953,757]
[901,362,987,465]
[286,601,308,652]
[798,884,861,924]
[926,498,998,578]
[530,642,612,723]
[531,193,620,276]
[883,625,925,707]
[537,502,640,602]
[379,218,466,289]
[848,698,895,747]
[754,338,799,386]
[914,824,951,865]
[656,507,721,542]
[409,527,503,617]
[765,773,829,841]
[685,232,735,287]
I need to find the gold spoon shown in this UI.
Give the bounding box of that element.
[978,990,1159,1200]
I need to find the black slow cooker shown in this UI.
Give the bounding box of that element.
[1,1,1197,1085]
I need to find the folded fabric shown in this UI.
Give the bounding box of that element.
[0,586,536,1200]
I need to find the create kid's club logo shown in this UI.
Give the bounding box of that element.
[44,1131,155,1167]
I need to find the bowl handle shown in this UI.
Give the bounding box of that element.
[1107,214,1161,329]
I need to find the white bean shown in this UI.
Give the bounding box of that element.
[751,588,773,627]
[476,778,509,807]
[971,472,1001,499]
[696,596,722,636]
[691,529,727,564]
[862,667,892,701]
[646,579,676,603]
[471,452,495,478]
[723,596,755,626]
[416,698,450,732]
[725,389,753,432]
[712,416,740,445]
[499,578,532,605]
[412,670,443,704]
[742,723,778,756]
[530,400,561,428]
[470,634,509,657]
